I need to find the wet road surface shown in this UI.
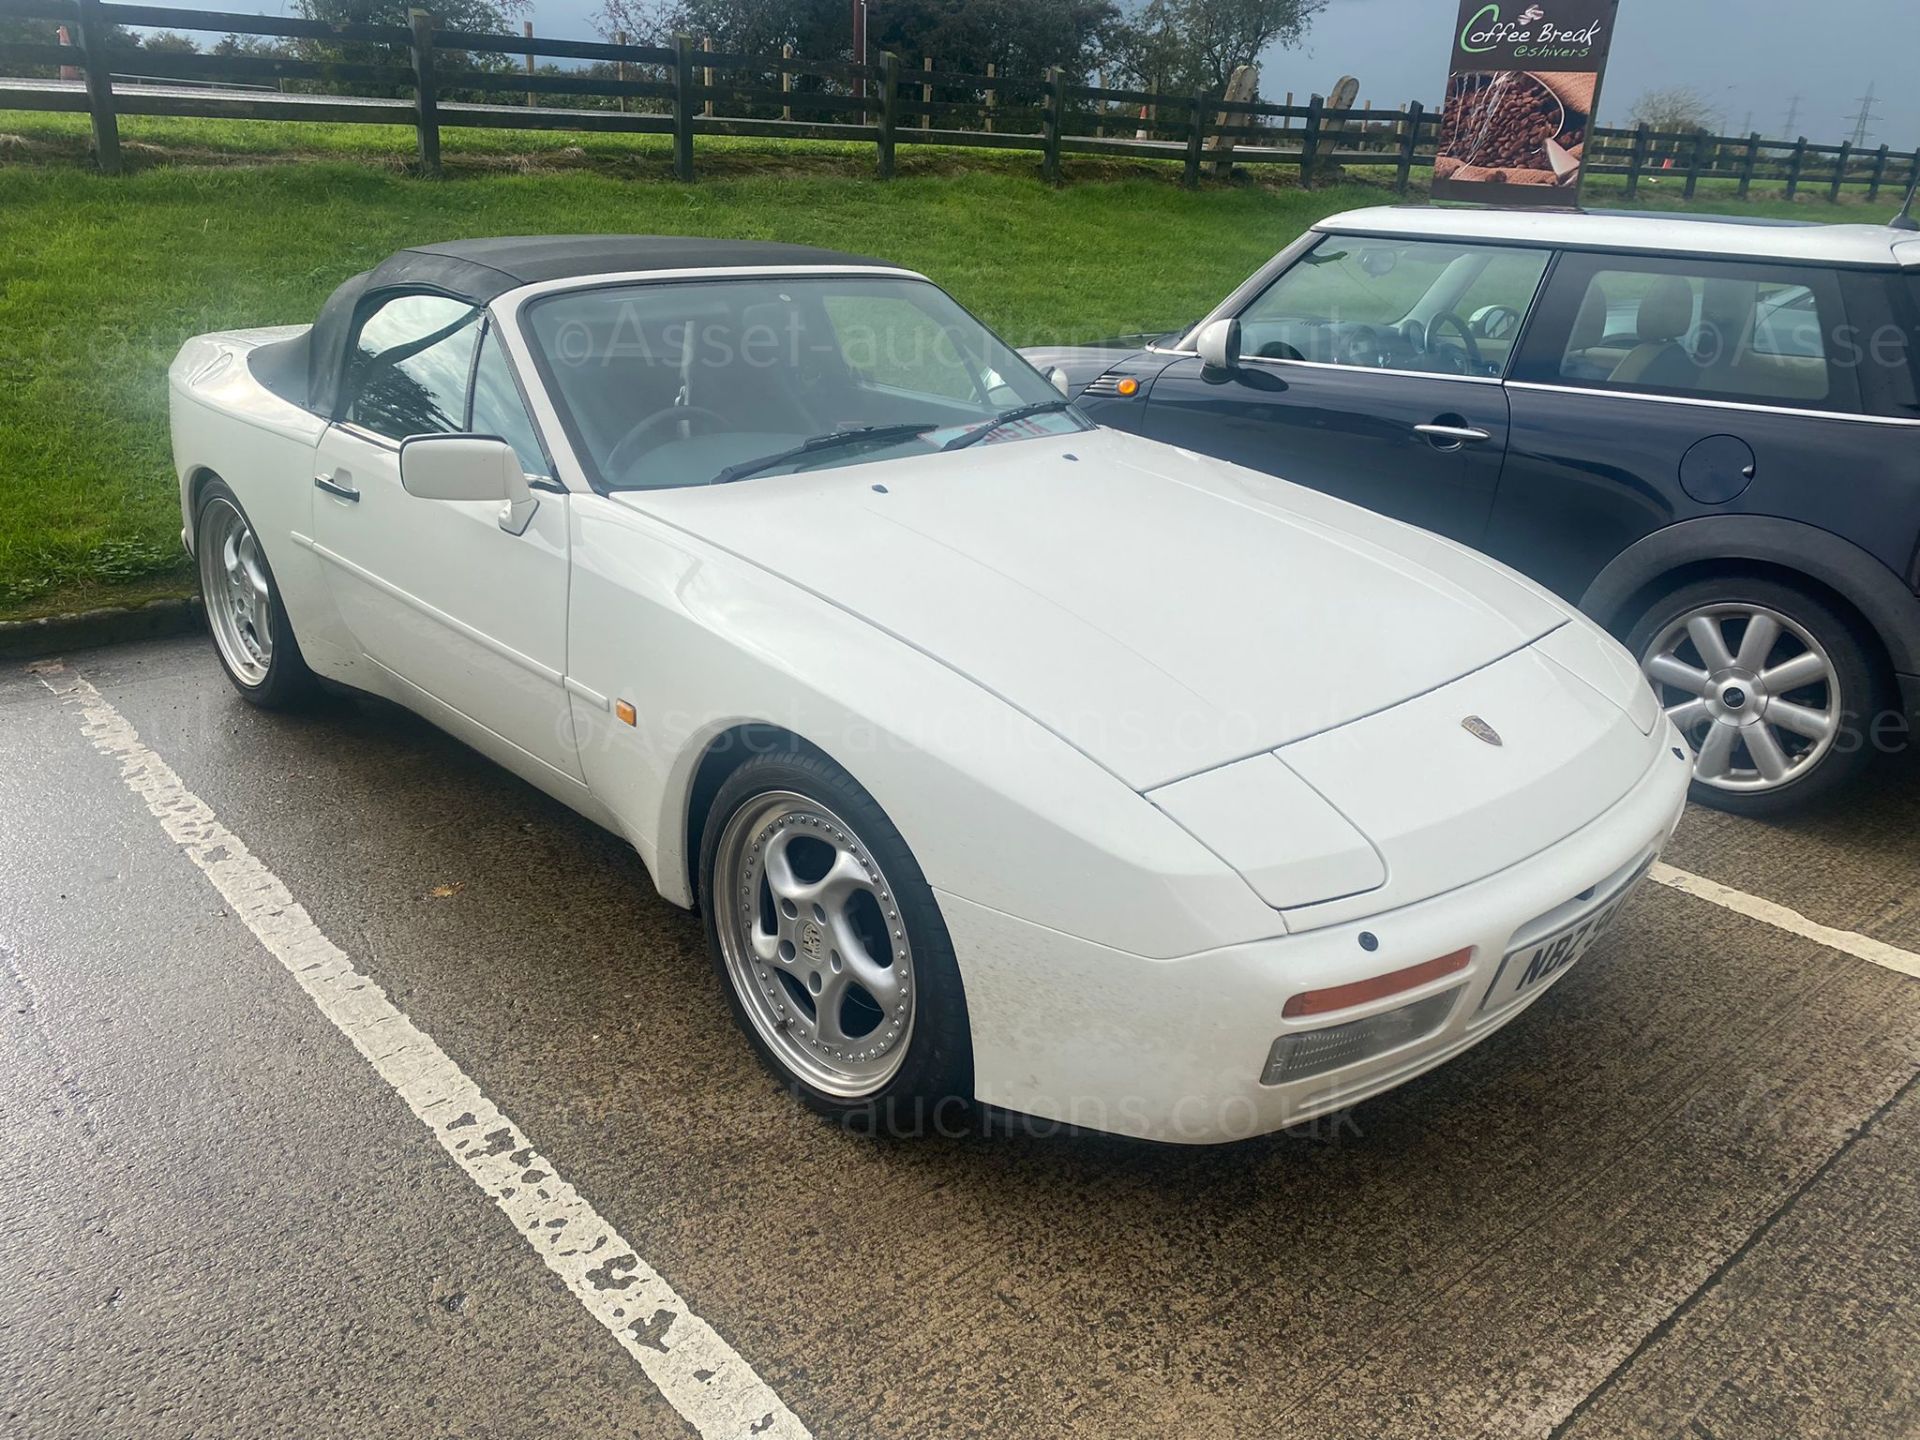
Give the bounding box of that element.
[4,635,1917,1439]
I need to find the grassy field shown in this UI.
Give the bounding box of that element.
[0,111,1902,619]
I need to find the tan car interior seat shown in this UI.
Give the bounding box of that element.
[1607,275,1698,388]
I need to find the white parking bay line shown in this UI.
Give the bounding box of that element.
[1650,861,1920,981]
[36,663,810,1440]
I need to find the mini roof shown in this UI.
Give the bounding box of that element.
[306,234,899,417]
[1316,206,1918,268]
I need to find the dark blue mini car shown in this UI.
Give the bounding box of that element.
[1031,206,1920,815]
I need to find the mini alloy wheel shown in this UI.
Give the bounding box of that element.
[712,789,917,1100]
[1631,576,1886,814]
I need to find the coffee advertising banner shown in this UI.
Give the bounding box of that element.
[1434,0,1620,207]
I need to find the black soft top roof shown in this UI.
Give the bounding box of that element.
[304,234,894,416]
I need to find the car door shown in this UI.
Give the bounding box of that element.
[1489,250,1877,601]
[310,292,582,781]
[1137,235,1551,545]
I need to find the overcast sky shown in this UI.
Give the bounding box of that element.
[1269,0,1920,146]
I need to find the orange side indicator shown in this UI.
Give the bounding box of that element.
[615,699,637,726]
[1282,948,1472,1018]
[1115,376,1140,397]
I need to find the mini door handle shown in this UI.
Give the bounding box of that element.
[1414,423,1493,445]
[314,473,360,502]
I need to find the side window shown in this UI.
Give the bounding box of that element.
[1840,270,1920,421]
[822,293,982,403]
[1236,237,1549,376]
[470,326,548,477]
[1518,254,1853,410]
[342,293,480,441]
[1751,285,1822,359]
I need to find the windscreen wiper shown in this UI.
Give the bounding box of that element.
[939,399,1075,453]
[709,423,940,486]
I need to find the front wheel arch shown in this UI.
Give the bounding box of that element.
[681,723,829,913]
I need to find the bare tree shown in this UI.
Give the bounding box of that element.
[595,0,684,49]
[1628,85,1718,135]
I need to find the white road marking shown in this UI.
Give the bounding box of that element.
[36,663,809,1440]
[1650,861,1920,981]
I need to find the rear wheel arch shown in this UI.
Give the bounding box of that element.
[185,467,222,548]
[1611,557,1895,688]
[1580,517,1919,680]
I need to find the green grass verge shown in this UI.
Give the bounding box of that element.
[0,109,1899,619]
[0,135,1380,619]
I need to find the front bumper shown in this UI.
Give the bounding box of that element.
[946,732,1692,1145]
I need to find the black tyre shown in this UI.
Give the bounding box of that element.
[699,745,973,1136]
[194,479,318,709]
[1626,575,1887,817]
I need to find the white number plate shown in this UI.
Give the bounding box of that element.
[1480,869,1646,1014]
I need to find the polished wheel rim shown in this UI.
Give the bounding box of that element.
[1641,602,1839,794]
[713,790,915,1099]
[198,498,274,687]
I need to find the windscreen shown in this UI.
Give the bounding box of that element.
[523,275,1079,490]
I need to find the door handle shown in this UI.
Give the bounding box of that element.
[1414,423,1493,446]
[314,472,360,502]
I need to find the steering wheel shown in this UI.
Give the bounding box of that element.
[1423,311,1485,373]
[604,405,731,480]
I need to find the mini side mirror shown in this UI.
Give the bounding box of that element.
[1195,317,1242,371]
[399,434,537,535]
[1358,247,1399,278]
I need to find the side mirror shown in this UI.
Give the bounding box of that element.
[1468,303,1520,341]
[1046,365,1072,397]
[399,434,537,536]
[1195,317,1242,372]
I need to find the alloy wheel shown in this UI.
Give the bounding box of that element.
[199,496,274,687]
[712,790,916,1099]
[1641,601,1840,795]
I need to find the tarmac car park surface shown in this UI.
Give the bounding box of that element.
[5,633,1919,1440]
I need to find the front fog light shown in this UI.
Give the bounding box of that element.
[1261,988,1461,1085]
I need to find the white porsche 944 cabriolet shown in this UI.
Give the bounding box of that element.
[170,236,1690,1143]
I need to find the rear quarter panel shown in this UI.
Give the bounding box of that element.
[1488,387,1920,603]
[169,328,352,673]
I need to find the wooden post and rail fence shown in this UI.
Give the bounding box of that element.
[3,0,1916,198]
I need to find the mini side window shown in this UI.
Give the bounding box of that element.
[1751,285,1822,360]
[1235,237,1549,377]
[1838,270,1920,421]
[1515,253,1858,412]
[342,293,481,440]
